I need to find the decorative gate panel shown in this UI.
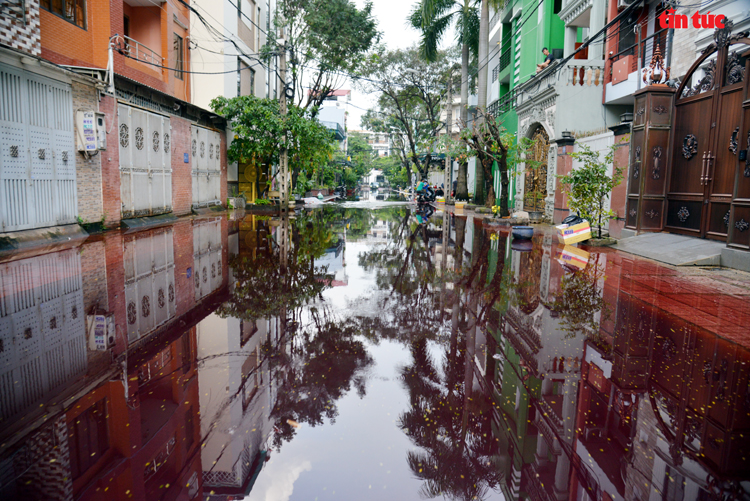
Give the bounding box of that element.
[523,126,549,213]
[0,249,85,422]
[119,105,172,219]
[191,125,221,208]
[667,23,750,247]
[0,63,76,232]
[124,227,176,343]
[193,218,222,301]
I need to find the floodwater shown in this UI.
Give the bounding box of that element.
[1,205,749,501]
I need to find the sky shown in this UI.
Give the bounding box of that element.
[347,0,452,130]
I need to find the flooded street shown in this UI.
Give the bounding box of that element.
[1,206,749,501]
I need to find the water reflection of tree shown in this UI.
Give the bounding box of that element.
[398,338,501,501]
[547,253,611,351]
[358,207,444,339]
[269,309,373,449]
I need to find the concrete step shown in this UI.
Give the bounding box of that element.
[613,232,725,266]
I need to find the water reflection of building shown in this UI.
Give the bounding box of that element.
[485,228,750,501]
[197,314,279,499]
[198,215,282,500]
[0,216,230,500]
[0,249,87,427]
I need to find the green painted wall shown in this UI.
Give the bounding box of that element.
[489,0,564,209]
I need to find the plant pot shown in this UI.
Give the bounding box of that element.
[454,202,466,210]
[528,211,544,223]
[511,240,533,252]
[512,226,534,239]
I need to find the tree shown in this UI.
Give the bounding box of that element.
[475,0,505,204]
[357,46,453,184]
[272,0,380,115]
[409,0,479,200]
[559,142,624,238]
[210,95,336,193]
[442,109,535,213]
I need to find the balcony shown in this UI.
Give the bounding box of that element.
[115,34,163,67]
[605,27,668,105]
[321,121,346,141]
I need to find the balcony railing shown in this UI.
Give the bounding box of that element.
[492,64,499,83]
[114,34,163,67]
[499,48,512,72]
[321,121,346,141]
[609,27,668,80]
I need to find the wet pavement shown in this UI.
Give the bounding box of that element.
[0,205,749,501]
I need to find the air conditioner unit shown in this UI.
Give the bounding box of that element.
[617,0,636,10]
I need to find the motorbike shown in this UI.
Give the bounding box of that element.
[416,186,436,204]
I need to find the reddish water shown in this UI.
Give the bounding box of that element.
[0,206,748,501]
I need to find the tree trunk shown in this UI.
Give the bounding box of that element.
[474,0,490,206]
[500,169,510,217]
[455,41,470,201]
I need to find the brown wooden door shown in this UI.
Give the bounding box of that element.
[667,29,749,241]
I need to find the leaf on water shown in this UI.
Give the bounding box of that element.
[287,419,301,428]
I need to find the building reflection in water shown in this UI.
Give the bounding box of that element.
[0,207,748,501]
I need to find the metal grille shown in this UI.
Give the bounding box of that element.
[193,219,223,301]
[191,125,222,208]
[0,249,85,423]
[124,228,176,343]
[0,63,77,231]
[118,104,172,218]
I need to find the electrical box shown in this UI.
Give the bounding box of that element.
[76,111,107,152]
[95,112,107,150]
[88,313,116,350]
[76,110,97,152]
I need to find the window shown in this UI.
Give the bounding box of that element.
[238,59,255,96]
[174,33,184,80]
[68,398,109,479]
[123,16,130,38]
[41,0,86,29]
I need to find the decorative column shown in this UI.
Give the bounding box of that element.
[553,132,576,224]
[625,47,675,233]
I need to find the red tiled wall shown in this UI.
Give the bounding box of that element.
[101,231,126,356]
[171,117,193,216]
[554,144,575,224]
[172,219,195,317]
[609,133,631,239]
[100,95,123,228]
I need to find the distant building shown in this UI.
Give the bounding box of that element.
[349,129,390,157]
[318,89,351,151]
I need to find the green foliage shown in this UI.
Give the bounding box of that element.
[558,142,624,238]
[440,113,535,214]
[210,95,336,193]
[274,0,380,112]
[253,198,272,206]
[408,0,479,63]
[357,46,454,182]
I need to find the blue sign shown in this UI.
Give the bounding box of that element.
[184,153,190,163]
[186,267,192,278]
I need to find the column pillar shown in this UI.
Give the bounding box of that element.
[563,26,578,58]
[588,0,607,60]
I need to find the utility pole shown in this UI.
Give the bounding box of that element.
[279,41,289,212]
[444,75,453,203]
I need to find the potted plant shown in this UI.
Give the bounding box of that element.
[557,141,624,244]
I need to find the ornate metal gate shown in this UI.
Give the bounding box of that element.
[524,126,549,213]
[191,125,221,208]
[118,104,172,218]
[0,63,77,232]
[667,23,750,248]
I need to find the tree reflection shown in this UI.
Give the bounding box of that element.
[269,309,373,449]
[357,207,444,340]
[547,253,611,351]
